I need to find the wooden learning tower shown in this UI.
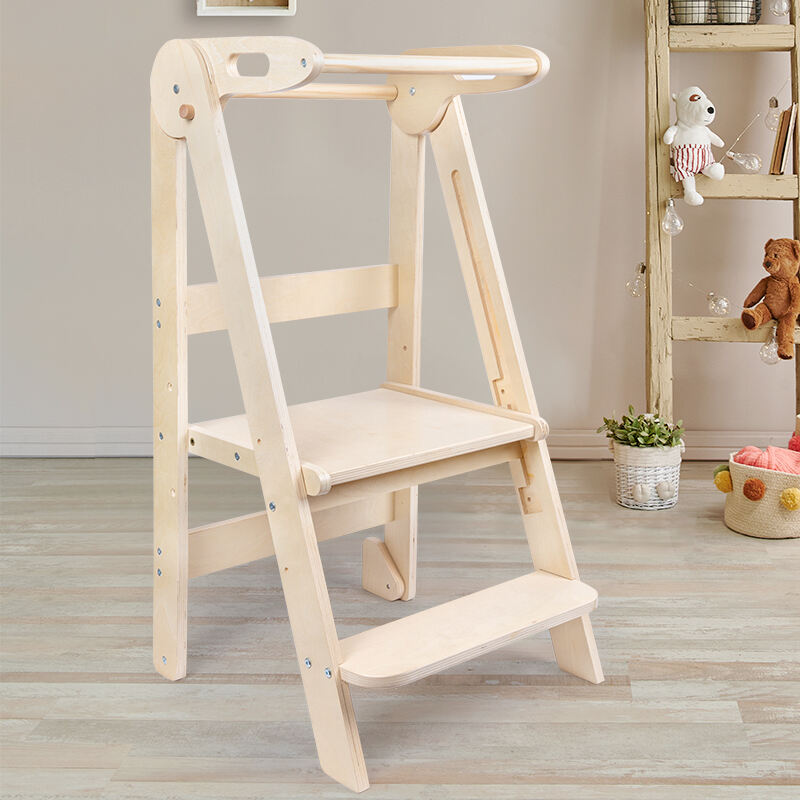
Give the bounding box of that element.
[151,37,603,792]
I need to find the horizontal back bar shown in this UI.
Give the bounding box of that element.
[236,83,398,100]
[322,53,540,76]
[187,263,398,335]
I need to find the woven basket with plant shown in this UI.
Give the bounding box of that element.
[598,407,685,510]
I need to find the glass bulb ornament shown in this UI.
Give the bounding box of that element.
[759,325,780,365]
[706,292,730,317]
[770,0,791,16]
[661,199,684,236]
[726,150,763,173]
[626,263,647,298]
[766,96,781,131]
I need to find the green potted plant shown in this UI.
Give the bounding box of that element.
[598,406,685,510]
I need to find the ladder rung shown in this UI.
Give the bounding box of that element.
[186,264,398,335]
[339,571,598,688]
[673,316,800,343]
[670,174,799,201]
[669,24,796,52]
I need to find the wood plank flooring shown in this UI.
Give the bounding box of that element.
[1,458,798,798]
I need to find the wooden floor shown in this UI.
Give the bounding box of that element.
[1,458,798,799]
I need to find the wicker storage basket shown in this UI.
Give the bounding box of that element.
[724,456,800,539]
[611,440,684,510]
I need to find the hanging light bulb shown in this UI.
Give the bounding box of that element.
[726,150,763,173]
[661,198,684,236]
[626,262,647,298]
[759,325,780,365]
[766,96,781,131]
[707,292,730,317]
[770,0,791,17]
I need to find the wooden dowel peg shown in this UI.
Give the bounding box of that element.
[179,104,195,121]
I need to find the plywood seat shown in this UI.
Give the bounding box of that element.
[188,385,547,496]
[339,571,598,688]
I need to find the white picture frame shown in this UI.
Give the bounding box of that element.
[197,0,296,16]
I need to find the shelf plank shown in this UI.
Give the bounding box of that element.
[673,316,800,343]
[339,571,598,688]
[669,24,795,51]
[669,173,799,200]
[188,387,535,486]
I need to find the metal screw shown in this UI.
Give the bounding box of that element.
[157,548,162,555]
[304,658,312,668]
[162,655,167,664]
[158,432,163,440]
[324,668,332,679]
[409,86,416,96]
[173,84,180,94]
[301,57,307,67]
[234,452,240,461]
[155,298,161,307]
[269,502,276,511]
[157,568,162,576]
[156,320,161,328]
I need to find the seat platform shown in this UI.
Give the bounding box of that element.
[188,386,542,495]
[339,571,599,688]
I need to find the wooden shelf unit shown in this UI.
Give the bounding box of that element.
[645,0,800,421]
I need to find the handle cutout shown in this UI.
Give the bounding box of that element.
[234,53,270,77]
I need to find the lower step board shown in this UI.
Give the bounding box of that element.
[339,571,598,688]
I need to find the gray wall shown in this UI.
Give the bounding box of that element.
[1,1,795,456]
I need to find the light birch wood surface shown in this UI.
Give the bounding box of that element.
[2,457,798,798]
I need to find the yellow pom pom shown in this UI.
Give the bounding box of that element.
[780,487,800,511]
[714,470,733,493]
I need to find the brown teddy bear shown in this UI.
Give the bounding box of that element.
[741,238,800,360]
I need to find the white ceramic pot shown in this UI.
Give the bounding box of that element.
[671,0,711,23]
[611,440,684,510]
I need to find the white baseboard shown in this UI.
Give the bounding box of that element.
[0,427,153,457]
[0,426,793,460]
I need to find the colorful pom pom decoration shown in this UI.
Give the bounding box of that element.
[714,470,733,493]
[780,487,800,511]
[743,477,767,501]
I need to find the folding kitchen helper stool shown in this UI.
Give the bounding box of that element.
[151,36,603,792]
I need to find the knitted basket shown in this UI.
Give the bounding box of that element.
[611,440,684,510]
[724,456,800,539]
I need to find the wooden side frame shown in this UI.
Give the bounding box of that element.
[370,122,426,602]
[427,98,603,684]
[152,112,189,682]
[792,0,800,413]
[151,40,368,791]
[644,0,674,422]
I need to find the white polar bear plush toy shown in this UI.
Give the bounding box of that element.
[663,86,725,206]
